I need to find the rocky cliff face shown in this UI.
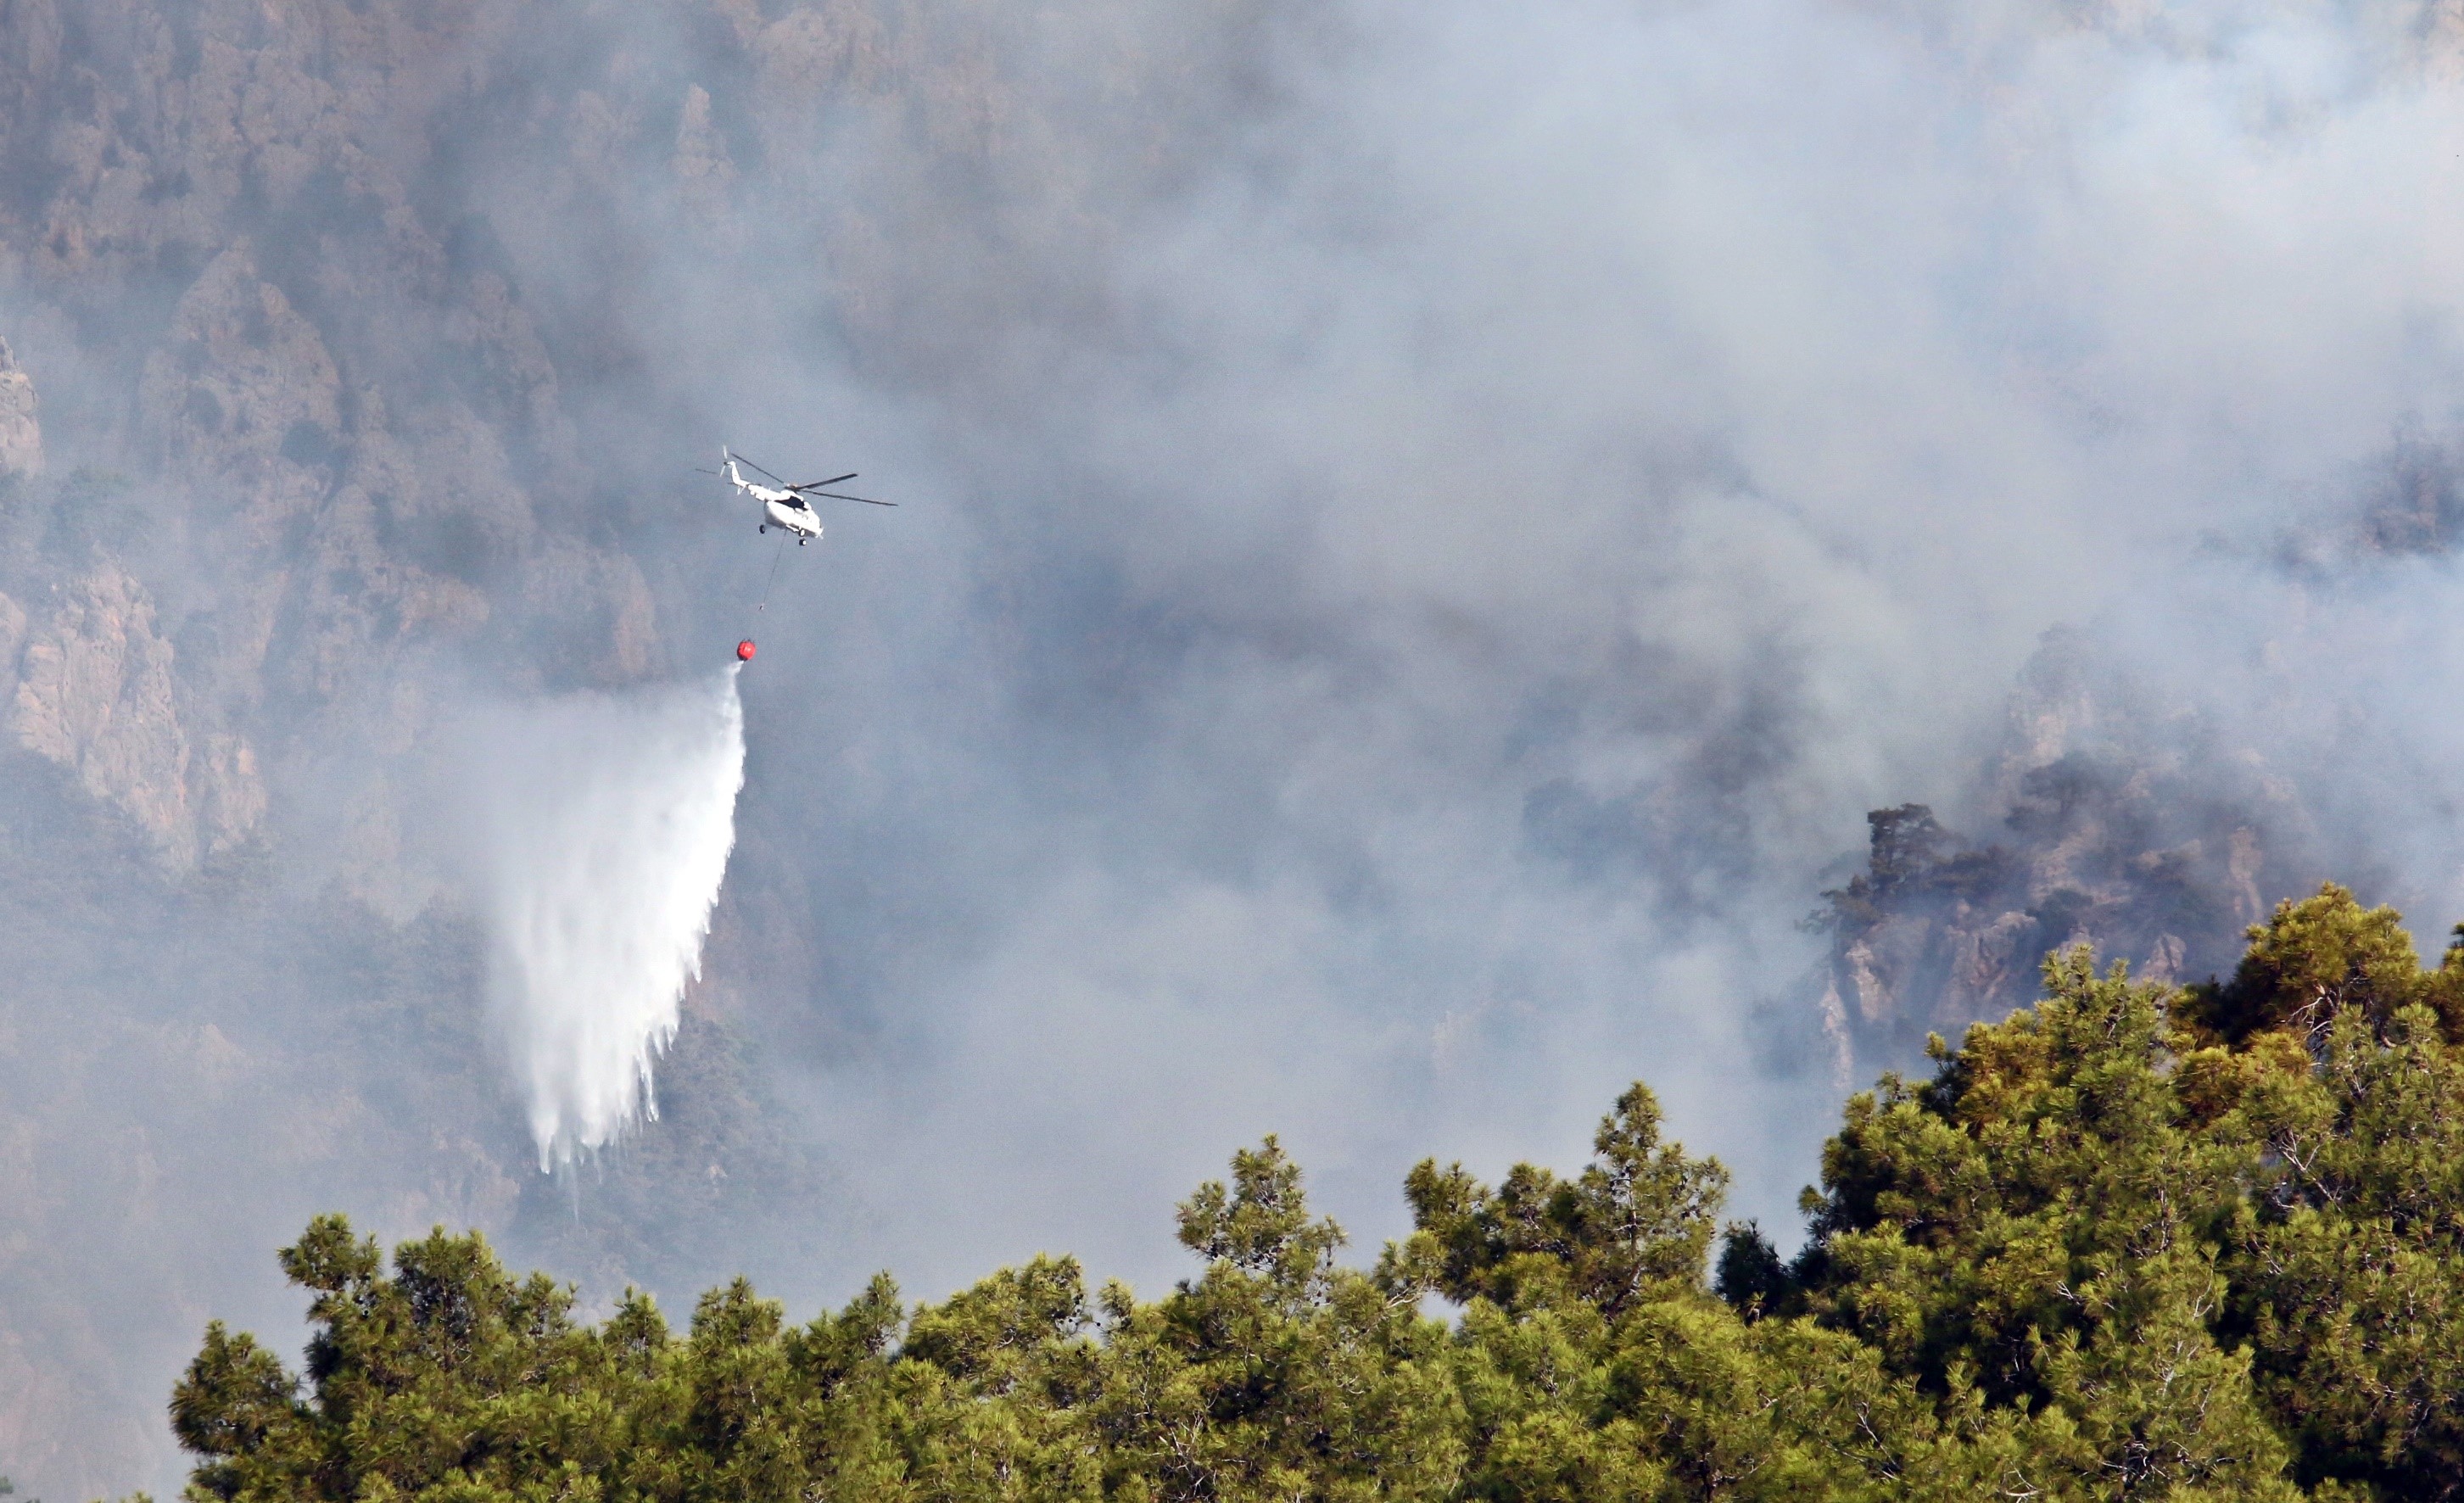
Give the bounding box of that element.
[7,562,265,869]
[1811,629,2316,1084]
[0,3,881,1494]
[0,336,37,476]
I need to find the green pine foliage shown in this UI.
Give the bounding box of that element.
[171,883,2464,1501]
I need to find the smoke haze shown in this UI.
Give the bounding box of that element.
[8,0,2464,1494]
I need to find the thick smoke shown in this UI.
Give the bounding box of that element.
[457,669,746,1168]
[11,2,2464,1497]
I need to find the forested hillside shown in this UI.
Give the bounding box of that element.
[173,883,2464,1501]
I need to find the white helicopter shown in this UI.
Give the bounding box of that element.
[704,446,892,544]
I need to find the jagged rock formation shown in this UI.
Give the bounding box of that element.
[1815,403,2464,1087]
[0,335,38,476]
[8,562,264,869]
[0,3,666,739]
[1813,629,2316,1084]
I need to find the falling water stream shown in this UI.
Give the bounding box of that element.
[462,667,747,1169]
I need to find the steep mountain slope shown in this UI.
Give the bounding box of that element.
[0,1,1293,1487]
[0,4,812,1491]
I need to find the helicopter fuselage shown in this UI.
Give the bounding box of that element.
[762,494,822,539]
[721,450,874,540]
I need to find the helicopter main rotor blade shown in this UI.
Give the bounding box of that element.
[805,491,896,506]
[788,473,859,491]
[733,453,792,486]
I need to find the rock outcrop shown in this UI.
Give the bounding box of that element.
[1812,630,2313,1083]
[8,563,264,869]
[0,335,39,477]
[135,243,342,544]
[0,589,25,673]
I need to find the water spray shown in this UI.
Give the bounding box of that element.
[459,668,747,1170]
